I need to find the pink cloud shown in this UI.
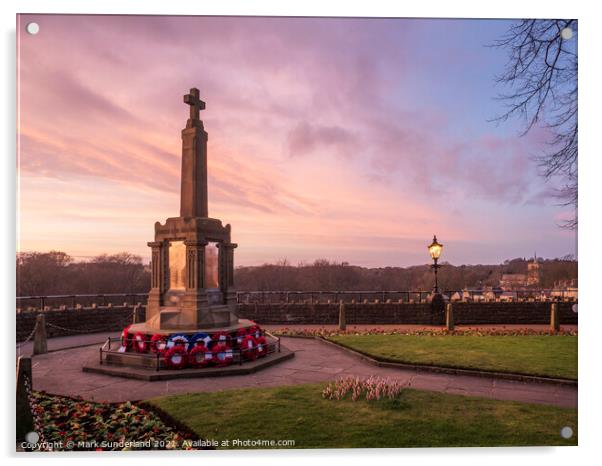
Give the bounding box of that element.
[287,122,357,158]
[16,15,574,266]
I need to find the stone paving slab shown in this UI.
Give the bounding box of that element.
[28,335,577,408]
[17,332,120,357]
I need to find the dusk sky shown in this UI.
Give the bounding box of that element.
[17,14,577,267]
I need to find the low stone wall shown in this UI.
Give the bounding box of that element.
[16,301,577,342]
[16,306,145,342]
[453,302,577,325]
[236,301,578,326]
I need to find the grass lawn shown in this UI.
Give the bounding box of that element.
[149,384,577,448]
[328,335,577,380]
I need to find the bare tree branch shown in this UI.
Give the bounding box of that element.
[492,19,578,229]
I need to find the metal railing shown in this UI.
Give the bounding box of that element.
[15,288,578,312]
[235,289,578,304]
[16,293,148,312]
[236,290,433,304]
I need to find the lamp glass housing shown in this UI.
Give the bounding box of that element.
[428,237,443,261]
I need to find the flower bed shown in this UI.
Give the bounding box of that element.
[322,376,404,401]
[274,326,577,338]
[28,392,204,451]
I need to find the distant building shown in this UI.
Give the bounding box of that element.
[552,278,578,299]
[450,287,503,301]
[451,289,473,301]
[527,256,543,286]
[500,291,517,301]
[554,278,578,289]
[500,273,528,290]
[500,255,541,290]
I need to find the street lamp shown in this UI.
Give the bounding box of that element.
[428,235,443,293]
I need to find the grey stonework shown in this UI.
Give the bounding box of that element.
[139,88,239,333]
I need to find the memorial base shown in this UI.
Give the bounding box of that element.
[88,319,293,379]
[128,317,256,336]
[83,348,294,381]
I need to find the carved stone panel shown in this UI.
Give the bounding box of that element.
[205,241,219,289]
[168,240,186,291]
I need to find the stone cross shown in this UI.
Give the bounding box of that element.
[180,88,209,218]
[184,88,206,127]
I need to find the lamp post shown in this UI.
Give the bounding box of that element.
[428,235,443,294]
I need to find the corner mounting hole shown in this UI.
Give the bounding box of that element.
[26,22,40,35]
[560,426,573,439]
[561,27,573,40]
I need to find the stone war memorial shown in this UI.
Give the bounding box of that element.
[84,88,293,378]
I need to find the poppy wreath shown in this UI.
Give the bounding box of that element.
[235,328,247,346]
[188,333,212,351]
[188,344,212,368]
[150,334,168,354]
[211,343,233,367]
[164,346,188,369]
[255,336,268,358]
[167,334,189,349]
[133,332,149,353]
[121,325,133,349]
[240,334,257,361]
[248,325,262,339]
[212,332,229,346]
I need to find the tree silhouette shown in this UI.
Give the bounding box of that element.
[493,19,577,229]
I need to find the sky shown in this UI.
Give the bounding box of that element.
[16,15,577,267]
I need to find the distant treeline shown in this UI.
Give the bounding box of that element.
[235,257,577,291]
[16,251,578,296]
[16,251,150,296]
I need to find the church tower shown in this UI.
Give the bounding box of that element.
[527,253,542,287]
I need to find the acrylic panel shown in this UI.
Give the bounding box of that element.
[16,14,578,452]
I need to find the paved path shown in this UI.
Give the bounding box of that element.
[26,333,577,409]
[17,332,120,358]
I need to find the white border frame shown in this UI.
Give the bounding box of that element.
[2,1,600,464]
